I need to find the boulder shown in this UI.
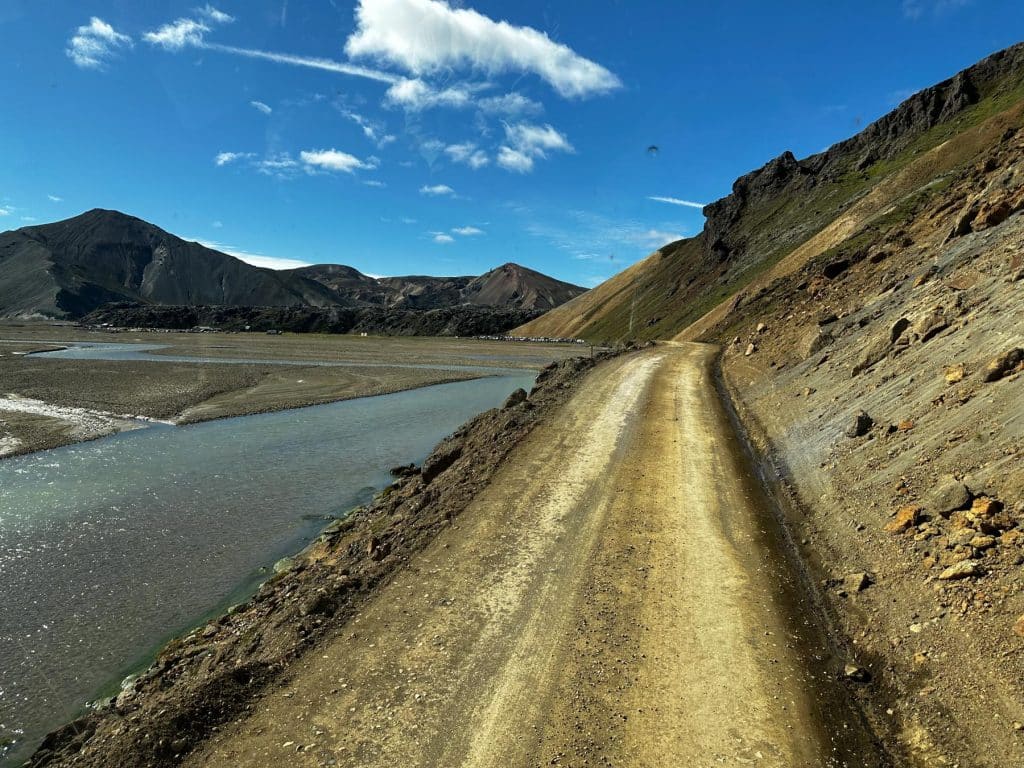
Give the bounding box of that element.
[982,348,1023,382]
[884,505,921,534]
[915,308,949,343]
[1014,615,1024,638]
[970,535,997,551]
[926,476,972,516]
[845,410,874,438]
[938,560,983,580]
[944,363,966,384]
[843,572,873,593]
[744,343,756,357]
[799,328,833,358]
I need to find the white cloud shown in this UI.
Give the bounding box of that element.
[401,217,417,224]
[363,180,387,188]
[478,92,543,116]
[452,226,484,236]
[195,238,312,270]
[212,220,223,228]
[0,207,11,216]
[144,18,209,51]
[214,151,252,166]
[497,122,573,173]
[648,196,706,210]
[345,0,620,98]
[47,195,63,202]
[445,142,489,169]
[420,184,455,196]
[300,148,376,173]
[633,229,686,247]
[433,233,455,244]
[21,216,38,222]
[67,17,132,69]
[196,4,234,24]
[250,100,273,115]
[385,78,477,111]
[496,146,534,173]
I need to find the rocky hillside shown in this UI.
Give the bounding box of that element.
[516,42,1024,344]
[0,210,584,319]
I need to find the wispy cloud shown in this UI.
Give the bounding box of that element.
[255,154,300,176]
[143,18,210,51]
[0,207,11,216]
[478,92,543,116]
[195,4,234,24]
[21,216,38,222]
[452,226,484,236]
[47,194,63,202]
[433,233,454,244]
[445,142,489,169]
[363,180,387,188]
[338,109,396,148]
[299,148,377,173]
[497,122,573,173]
[250,100,273,115]
[648,196,706,210]
[420,184,455,196]
[143,12,398,83]
[345,0,620,98]
[523,209,687,262]
[902,0,971,19]
[214,151,253,166]
[67,17,132,69]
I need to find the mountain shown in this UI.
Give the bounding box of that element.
[0,209,341,318]
[516,41,1024,343]
[289,262,585,312]
[0,210,585,320]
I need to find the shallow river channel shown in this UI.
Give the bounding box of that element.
[0,371,533,764]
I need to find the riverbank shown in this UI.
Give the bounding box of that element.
[25,351,618,767]
[0,328,585,457]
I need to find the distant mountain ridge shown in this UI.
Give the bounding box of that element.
[0,209,585,319]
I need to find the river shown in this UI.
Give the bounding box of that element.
[0,372,534,765]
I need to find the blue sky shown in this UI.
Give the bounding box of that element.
[1,1,1021,286]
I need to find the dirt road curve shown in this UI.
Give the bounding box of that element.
[188,344,880,768]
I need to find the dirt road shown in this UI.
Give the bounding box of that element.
[187,344,881,768]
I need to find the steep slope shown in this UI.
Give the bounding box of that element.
[0,210,341,318]
[516,42,1024,343]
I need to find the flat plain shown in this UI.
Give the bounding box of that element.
[0,323,584,457]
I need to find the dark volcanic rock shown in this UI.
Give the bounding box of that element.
[845,410,874,438]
